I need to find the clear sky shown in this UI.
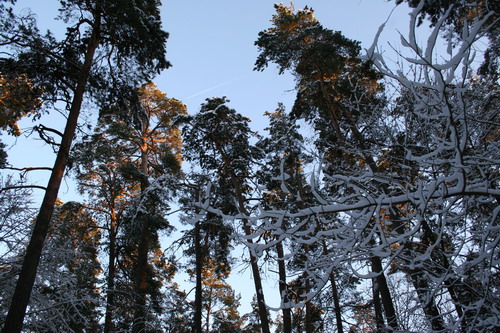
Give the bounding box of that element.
[159,0,410,133]
[4,0,419,319]
[5,0,414,196]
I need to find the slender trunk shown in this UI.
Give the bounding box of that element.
[104,220,117,333]
[229,171,270,333]
[305,278,313,333]
[205,283,212,333]
[329,272,343,333]
[438,248,469,331]
[419,219,464,327]
[133,144,150,333]
[303,244,313,333]
[246,238,271,333]
[372,277,385,331]
[320,81,400,331]
[2,19,101,333]
[194,221,203,333]
[319,238,343,333]
[213,139,271,333]
[340,102,401,331]
[276,241,292,333]
[371,257,398,330]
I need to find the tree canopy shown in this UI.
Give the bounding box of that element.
[1,1,499,332]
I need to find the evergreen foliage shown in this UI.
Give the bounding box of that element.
[0,1,498,332]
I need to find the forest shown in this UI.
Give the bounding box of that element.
[0,0,498,332]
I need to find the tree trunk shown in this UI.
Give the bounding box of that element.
[320,80,400,331]
[246,241,271,333]
[104,221,117,333]
[371,257,398,330]
[337,102,401,331]
[194,220,203,333]
[2,20,101,333]
[372,277,385,331]
[407,269,446,331]
[276,241,292,333]
[133,144,150,333]
[318,238,343,333]
[329,272,343,333]
[304,245,313,333]
[229,171,271,333]
[305,279,313,333]
[211,138,271,333]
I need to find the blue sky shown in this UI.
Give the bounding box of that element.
[159,0,410,133]
[5,0,415,199]
[155,0,415,315]
[5,0,419,319]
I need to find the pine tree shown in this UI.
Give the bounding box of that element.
[73,82,186,331]
[72,127,136,333]
[18,201,101,332]
[182,97,271,333]
[1,1,170,330]
[251,2,499,331]
[179,177,235,333]
[199,259,243,332]
[255,5,397,330]
[256,106,316,333]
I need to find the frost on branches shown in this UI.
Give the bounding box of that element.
[192,3,499,332]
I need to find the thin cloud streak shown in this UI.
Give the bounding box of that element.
[185,74,249,100]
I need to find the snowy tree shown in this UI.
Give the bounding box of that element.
[0,0,170,330]
[1,201,101,332]
[212,2,500,332]
[181,97,272,333]
[72,82,186,332]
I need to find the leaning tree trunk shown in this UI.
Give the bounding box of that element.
[228,171,271,333]
[213,142,271,333]
[2,20,101,333]
[371,256,398,330]
[319,239,343,333]
[329,271,344,333]
[304,245,314,333]
[319,81,400,331]
[407,268,446,331]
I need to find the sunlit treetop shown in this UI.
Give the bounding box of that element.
[0,74,42,136]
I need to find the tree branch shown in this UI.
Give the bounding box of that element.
[0,185,46,193]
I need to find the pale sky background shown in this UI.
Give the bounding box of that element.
[4,0,422,320]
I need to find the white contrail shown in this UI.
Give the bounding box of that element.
[185,74,249,100]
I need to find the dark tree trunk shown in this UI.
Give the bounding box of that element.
[104,222,117,333]
[408,269,445,331]
[329,272,344,333]
[2,20,101,333]
[246,241,271,333]
[276,241,292,333]
[229,172,271,333]
[194,220,203,333]
[320,81,400,331]
[133,146,150,333]
[305,279,313,333]
[303,246,314,333]
[211,139,271,333]
[372,276,385,331]
[371,257,398,330]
